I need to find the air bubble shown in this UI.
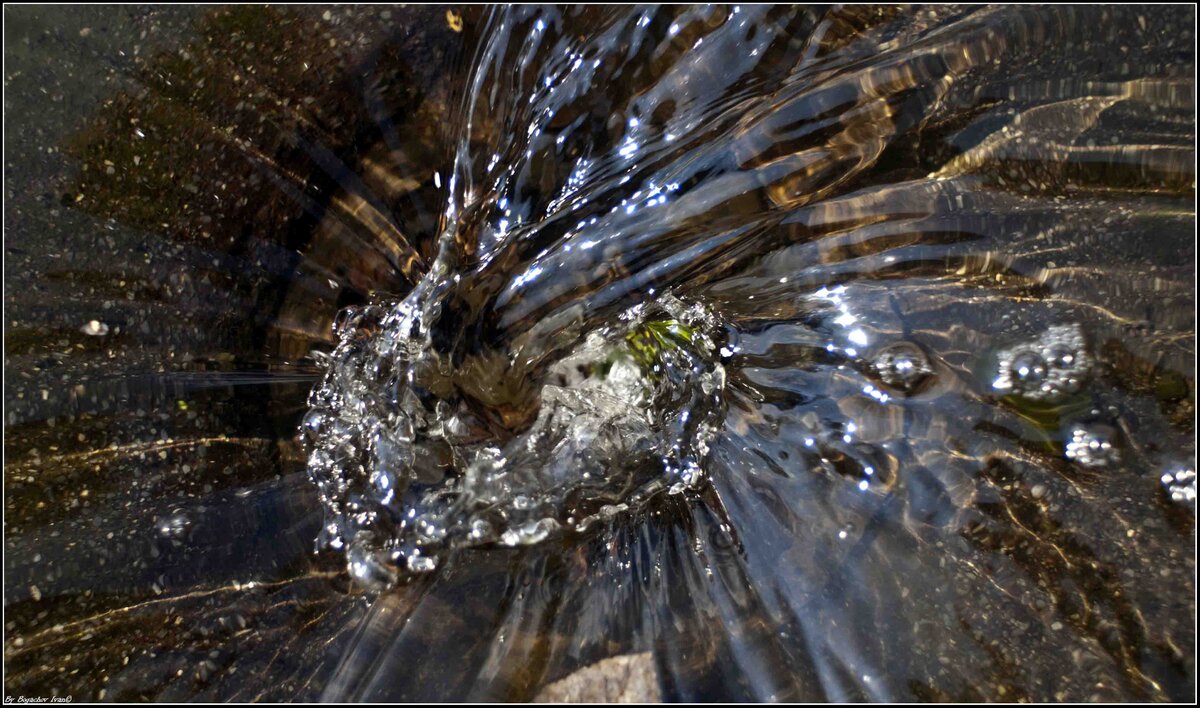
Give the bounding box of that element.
[872,341,933,393]
[992,324,1092,403]
[1045,344,1076,369]
[1010,351,1047,387]
[407,554,438,573]
[500,518,561,546]
[346,540,398,590]
[300,410,328,443]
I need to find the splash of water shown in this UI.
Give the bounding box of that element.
[304,267,727,583]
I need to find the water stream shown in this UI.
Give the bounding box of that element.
[4,4,1195,702]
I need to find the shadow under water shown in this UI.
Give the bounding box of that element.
[4,4,1195,702]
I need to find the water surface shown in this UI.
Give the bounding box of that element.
[4,4,1195,702]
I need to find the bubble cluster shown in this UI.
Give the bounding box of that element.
[992,324,1092,403]
[1161,464,1196,507]
[1063,423,1119,468]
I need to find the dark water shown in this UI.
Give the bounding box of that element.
[4,5,1195,702]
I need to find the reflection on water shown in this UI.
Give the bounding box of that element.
[4,4,1195,702]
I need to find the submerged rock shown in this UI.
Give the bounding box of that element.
[534,653,661,703]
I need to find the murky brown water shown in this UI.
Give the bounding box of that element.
[4,5,1195,702]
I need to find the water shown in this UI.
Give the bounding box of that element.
[4,4,1195,702]
[305,285,727,582]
